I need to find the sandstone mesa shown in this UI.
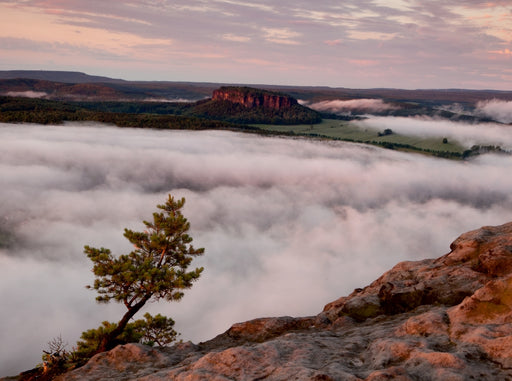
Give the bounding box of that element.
[212,87,297,110]
[14,222,512,380]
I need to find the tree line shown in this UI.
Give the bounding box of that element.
[0,96,243,130]
[0,95,321,127]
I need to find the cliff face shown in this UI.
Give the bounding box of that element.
[212,87,298,110]
[57,222,512,381]
[191,86,321,125]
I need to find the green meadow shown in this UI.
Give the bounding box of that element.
[254,119,466,158]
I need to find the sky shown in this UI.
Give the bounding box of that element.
[0,0,511,89]
[1,121,512,375]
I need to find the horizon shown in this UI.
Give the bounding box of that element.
[2,68,512,92]
[0,1,511,90]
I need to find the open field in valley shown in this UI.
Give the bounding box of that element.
[255,119,466,157]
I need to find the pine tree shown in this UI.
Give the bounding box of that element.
[84,195,204,353]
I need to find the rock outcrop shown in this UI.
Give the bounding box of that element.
[57,222,512,380]
[212,87,298,110]
[190,86,321,125]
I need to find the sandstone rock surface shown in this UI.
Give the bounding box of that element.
[212,87,297,110]
[58,222,512,380]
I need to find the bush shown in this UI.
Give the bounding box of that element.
[73,312,178,364]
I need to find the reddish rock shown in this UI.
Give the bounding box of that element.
[365,367,413,381]
[396,308,450,337]
[56,222,512,381]
[212,87,297,110]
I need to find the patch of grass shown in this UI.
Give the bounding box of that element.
[254,119,466,158]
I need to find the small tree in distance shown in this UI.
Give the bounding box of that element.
[84,195,204,354]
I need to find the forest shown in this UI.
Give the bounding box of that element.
[0,93,321,127]
[1,95,508,160]
[0,96,256,131]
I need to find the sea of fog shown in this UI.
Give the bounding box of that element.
[1,121,512,375]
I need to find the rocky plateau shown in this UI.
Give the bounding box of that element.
[15,222,512,380]
[212,87,297,110]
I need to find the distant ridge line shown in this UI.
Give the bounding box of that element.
[0,70,125,84]
[1,70,512,103]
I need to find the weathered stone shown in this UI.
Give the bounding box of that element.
[396,308,450,337]
[448,274,512,369]
[53,222,512,381]
[341,294,383,321]
[365,367,413,381]
[368,338,415,368]
[224,316,316,342]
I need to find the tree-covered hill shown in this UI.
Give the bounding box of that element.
[0,96,256,131]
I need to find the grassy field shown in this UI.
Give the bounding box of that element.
[254,119,466,158]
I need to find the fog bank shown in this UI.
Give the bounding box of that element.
[476,99,512,124]
[1,122,511,375]
[308,98,399,113]
[5,91,48,98]
[356,116,512,149]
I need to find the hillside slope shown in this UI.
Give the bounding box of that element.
[52,221,512,381]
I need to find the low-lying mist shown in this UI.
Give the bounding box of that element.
[1,122,511,375]
[306,98,399,113]
[356,116,512,149]
[5,91,49,98]
[476,99,512,124]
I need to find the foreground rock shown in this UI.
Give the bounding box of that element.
[58,222,512,380]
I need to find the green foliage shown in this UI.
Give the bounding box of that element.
[31,195,202,375]
[378,128,393,136]
[73,100,191,115]
[256,119,469,160]
[85,195,204,307]
[73,313,178,364]
[462,144,509,159]
[135,313,179,347]
[0,95,320,128]
[74,321,128,364]
[84,194,203,353]
[0,96,241,130]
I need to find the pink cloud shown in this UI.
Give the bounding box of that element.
[489,48,512,56]
[324,39,342,46]
[348,59,380,67]
[235,58,274,66]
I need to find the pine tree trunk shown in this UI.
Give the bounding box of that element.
[96,294,151,353]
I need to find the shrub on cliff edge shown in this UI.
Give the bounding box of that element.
[84,194,204,354]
